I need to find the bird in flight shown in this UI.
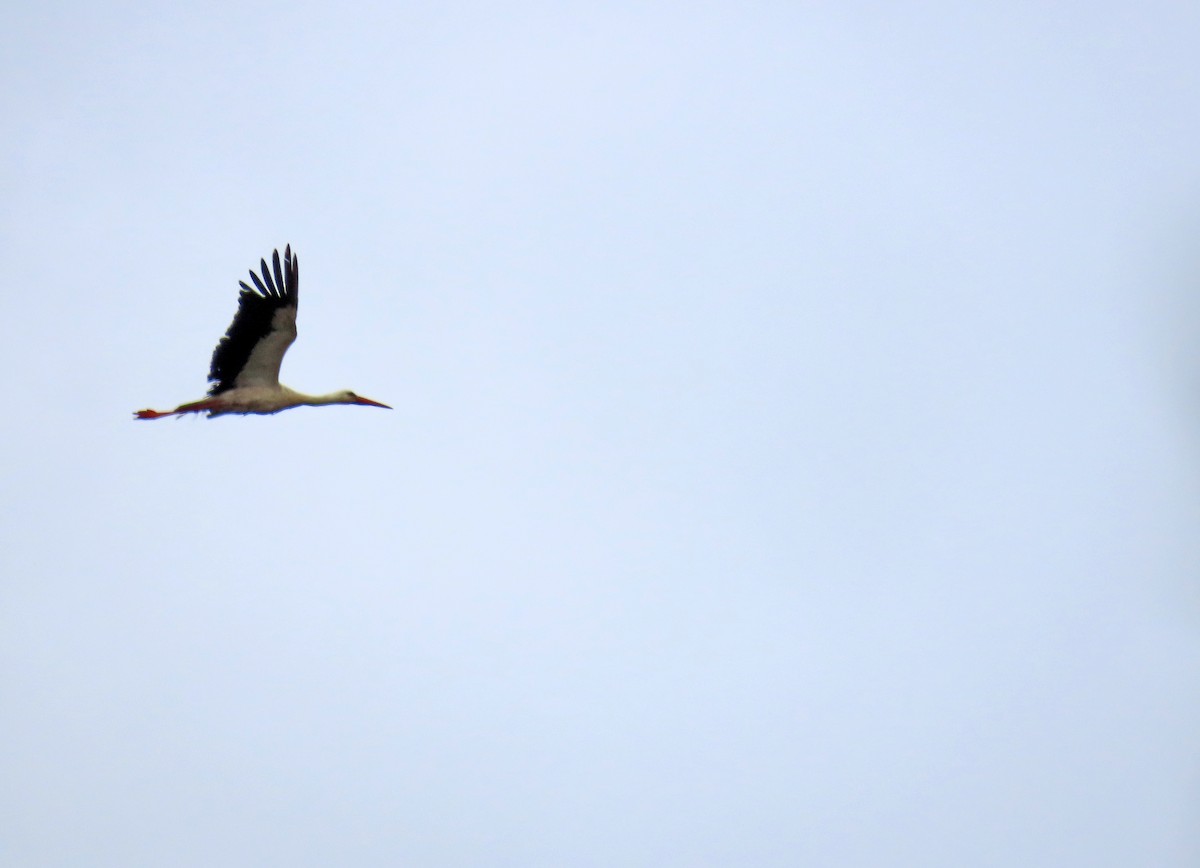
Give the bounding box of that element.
[135,246,390,419]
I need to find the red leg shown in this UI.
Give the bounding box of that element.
[175,398,220,414]
[133,398,219,420]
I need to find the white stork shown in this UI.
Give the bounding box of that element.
[135,246,390,419]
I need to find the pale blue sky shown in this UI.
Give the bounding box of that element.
[3,2,1200,865]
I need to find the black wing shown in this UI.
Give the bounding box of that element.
[207,246,299,395]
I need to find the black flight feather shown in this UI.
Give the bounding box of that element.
[260,258,276,295]
[249,268,270,297]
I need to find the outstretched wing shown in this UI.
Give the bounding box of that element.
[207,246,299,395]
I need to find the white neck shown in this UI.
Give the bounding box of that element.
[281,386,353,407]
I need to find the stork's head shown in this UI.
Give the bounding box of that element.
[339,390,391,409]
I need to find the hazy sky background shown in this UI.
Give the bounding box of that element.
[3,1,1200,865]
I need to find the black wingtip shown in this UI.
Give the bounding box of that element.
[282,245,298,299]
[239,246,297,301]
[260,258,278,296]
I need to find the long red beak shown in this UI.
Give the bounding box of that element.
[354,396,392,409]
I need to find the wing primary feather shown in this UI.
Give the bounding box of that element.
[289,248,299,305]
[272,249,284,299]
[260,258,277,296]
[249,269,269,296]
